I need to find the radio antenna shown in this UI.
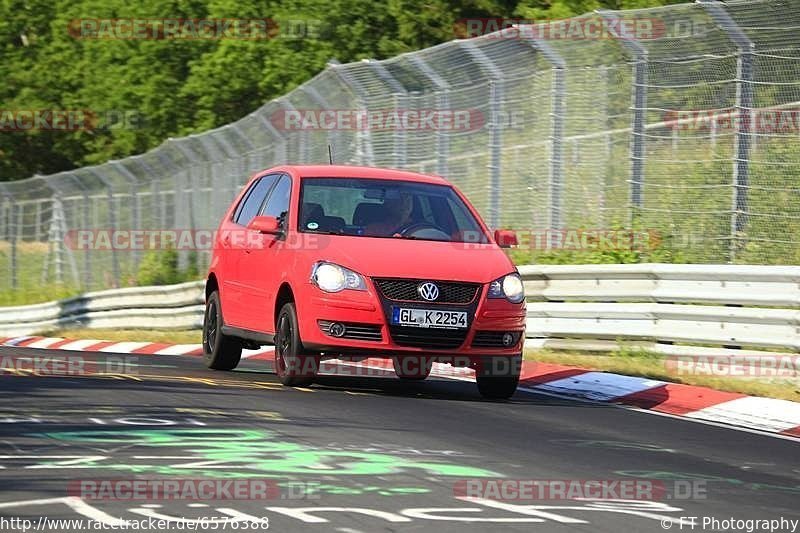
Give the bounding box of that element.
[328,144,334,164]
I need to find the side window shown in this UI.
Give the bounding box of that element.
[260,175,292,226]
[233,175,278,226]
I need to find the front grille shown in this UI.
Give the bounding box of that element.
[471,331,522,348]
[388,326,468,349]
[318,320,383,342]
[374,279,480,304]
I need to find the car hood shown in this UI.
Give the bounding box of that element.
[311,235,516,283]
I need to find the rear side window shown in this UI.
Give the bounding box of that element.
[260,175,291,225]
[233,175,278,226]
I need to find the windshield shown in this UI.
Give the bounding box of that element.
[299,178,489,243]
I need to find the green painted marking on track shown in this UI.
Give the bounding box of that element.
[36,428,500,478]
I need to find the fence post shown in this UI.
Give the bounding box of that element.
[34,200,42,241]
[0,186,17,291]
[153,150,180,233]
[460,41,504,229]
[214,125,242,160]
[10,202,17,291]
[297,84,338,163]
[600,65,611,160]
[42,179,80,288]
[598,10,648,223]
[366,61,408,168]
[170,140,199,273]
[229,123,256,156]
[275,98,307,163]
[113,162,144,269]
[327,60,376,166]
[256,104,289,165]
[227,123,254,207]
[133,156,162,230]
[517,29,566,242]
[64,175,93,290]
[210,128,244,237]
[50,198,64,284]
[89,170,121,287]
[700,0,754,262]
[407,55,451,177]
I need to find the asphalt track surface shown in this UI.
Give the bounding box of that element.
[0,345,798,533]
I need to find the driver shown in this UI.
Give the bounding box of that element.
[366,191,415,236]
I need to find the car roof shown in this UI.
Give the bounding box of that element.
[265,165,450,186]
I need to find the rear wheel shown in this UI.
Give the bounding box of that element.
[393,356,433,380]
[274,302,318,386]
[476,355,521,400]
[202,291,242,370]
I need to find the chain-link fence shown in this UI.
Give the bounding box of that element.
[1,0,799,302]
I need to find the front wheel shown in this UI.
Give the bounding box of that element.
[202,290,242,370]
[475,355,521,400]
[274,302,318,387]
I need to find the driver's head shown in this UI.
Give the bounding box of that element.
[384,191,413,221]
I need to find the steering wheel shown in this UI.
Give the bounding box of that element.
[396,222,450,239]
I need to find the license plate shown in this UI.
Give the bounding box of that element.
[391,307,468,329]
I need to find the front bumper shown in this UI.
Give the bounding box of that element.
[298,282,526,356]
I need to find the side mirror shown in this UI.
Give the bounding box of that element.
[494,229,518,248]
[248,215,282,235]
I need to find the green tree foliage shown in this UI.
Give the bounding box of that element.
[0,0,678,181]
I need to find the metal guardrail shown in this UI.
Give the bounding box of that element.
[519,264,800,306]
[1,264,798,356]
[520,264,800,356]
[0,281,204,336]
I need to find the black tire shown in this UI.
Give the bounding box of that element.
[274,302,318,387]
[475,355,521,400]
[393,356,433,380]
[203,290,242,370]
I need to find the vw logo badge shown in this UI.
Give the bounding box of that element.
[418,282,440,301]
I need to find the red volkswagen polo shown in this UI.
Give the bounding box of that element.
[203,165,526,399]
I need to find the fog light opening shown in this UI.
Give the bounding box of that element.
[329,322,347,337]
[502,332,515,347]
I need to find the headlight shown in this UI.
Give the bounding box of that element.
[311,262,366,293]
[488,273,525,304]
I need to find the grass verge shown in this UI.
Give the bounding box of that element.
[40,328,202,345]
